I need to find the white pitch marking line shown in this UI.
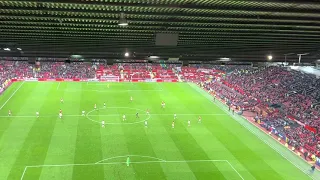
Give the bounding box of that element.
[95,155,166,164]
[0,113,228,118]
[192,83,315,180]
[22,159,243,180]
[59,89,163,93]
[0,81,24,110]
[26,159,229,168]
[85,107,151,124]
[226,160,245,180]
[20,166,28,180]
[156,83,164,91]
[57,82,61,90]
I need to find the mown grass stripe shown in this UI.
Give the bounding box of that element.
[71,83,104,180]
[6,83,58,180]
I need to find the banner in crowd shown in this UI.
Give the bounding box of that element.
[222,80,247,95]
[305,125,317,134]
[145,79,157,82]
[0,79,12,95]
[87,78,99,82]
[24,78,38,81]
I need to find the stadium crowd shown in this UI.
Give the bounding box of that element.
[181,65,320,160]
[226,67,320,155]
[0,60,320,162]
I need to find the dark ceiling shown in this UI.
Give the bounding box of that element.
[1,0,320,62]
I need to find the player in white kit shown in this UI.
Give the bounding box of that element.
[103,102,106,108]
[94,104,97,110]
[60,98,64,104]
[82,110,85,116]
[102,120,105,128]
[174,113,177,119]
[123,114,126,121]
[146,109,150,115]
[130,96,133,102]
[172,121,175,128]
[59,109,62,119]
[188,120,191,127]
[36,111,39,118]
[161,101,165,109]
[8,110,11,116]
[198,116,202,123]
[145,120,148,127]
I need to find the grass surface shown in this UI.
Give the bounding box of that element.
[0,82,316,180]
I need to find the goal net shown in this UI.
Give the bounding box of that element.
[99,75,120,82]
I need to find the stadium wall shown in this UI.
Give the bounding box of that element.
[0,80,12,96]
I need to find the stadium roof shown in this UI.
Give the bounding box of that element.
[0,0,320,62]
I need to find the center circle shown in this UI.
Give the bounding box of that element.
[86,107,150,125]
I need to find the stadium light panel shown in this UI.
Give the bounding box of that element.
[267,55,273,60]
[17,48,22,51]
[4,48,11,51]
[219,57,231,61]
[118,12,128,26]
[125,52,129,57]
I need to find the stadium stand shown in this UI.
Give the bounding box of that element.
[181,65,320,164]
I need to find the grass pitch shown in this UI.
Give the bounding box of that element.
[0,82,317,180]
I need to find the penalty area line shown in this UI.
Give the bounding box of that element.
[20,166,28,180]
[226,160,244,180]
[95,155,167,164]
[22,159,244,180]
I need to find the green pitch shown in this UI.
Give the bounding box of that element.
[0,82,318,180]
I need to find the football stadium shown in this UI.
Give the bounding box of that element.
[1,1,320,180]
